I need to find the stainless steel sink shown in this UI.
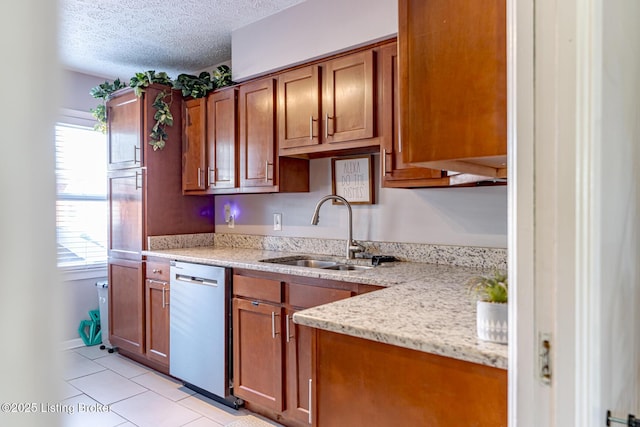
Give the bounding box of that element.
[273,259,339,269]
[259,255,372,271]
[323,264,373,271]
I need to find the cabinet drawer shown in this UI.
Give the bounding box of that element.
[287,283,353,309]
[146,259,170,282]
[233,275,282,303]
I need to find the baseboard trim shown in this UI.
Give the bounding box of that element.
[61,338,85,351]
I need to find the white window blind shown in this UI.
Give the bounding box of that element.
[55,123,107,268]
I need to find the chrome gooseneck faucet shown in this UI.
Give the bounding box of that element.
[310,195,364,259]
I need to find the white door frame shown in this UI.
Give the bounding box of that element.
[508,0,539,424]
[510,0,603,425]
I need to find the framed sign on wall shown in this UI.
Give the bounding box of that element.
[331,155,374,204]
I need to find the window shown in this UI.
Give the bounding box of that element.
[55,121,107,268]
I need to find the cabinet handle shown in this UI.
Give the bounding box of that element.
[265,161,273,182]
[197,167,202,188]
[285,314,295,343]
[308,378,313,424]
[309,116,316,140]
[208,167,216,187]
[133,146,140,164]
[161,286,166,308]
[285,314,290,342]
[271,312,280,338]
[324,113,329,139]
[135,171,142,189]
[382,149,388,177]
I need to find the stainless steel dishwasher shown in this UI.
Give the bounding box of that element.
[169,261,243,409]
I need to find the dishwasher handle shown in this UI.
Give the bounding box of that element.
[174,274,219,287]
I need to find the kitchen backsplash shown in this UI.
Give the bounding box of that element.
[148,233,507,270]
[148,233,214,250]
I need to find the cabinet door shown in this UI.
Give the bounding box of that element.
[285,283,353,425]
[107,90,143,170]
[379,43,445,188]
[182,98,207,192]
[207,88,238,190]
[109,258,145,355]
[108,168,143,259]
[284,308,313,425]
[399,0,507,176]
[233,298,284,411]
[323,50,375,144]
[278,66,321,150]
[145,279,169,367]
[239,78,277,189]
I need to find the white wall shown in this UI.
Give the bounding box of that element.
[62,69,113,112]
[597,0,640,418]
[215,157,508,248]
[231,0,397,81]
[60,275,106,343]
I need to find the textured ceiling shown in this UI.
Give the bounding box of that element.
[59,0,306,80]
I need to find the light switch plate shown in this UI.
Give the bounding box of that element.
[273,213,282,231]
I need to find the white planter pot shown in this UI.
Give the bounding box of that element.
[476,301,508,344]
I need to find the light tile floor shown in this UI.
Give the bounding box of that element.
[61,346,283,427]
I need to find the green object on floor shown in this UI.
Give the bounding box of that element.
[88,309,101,323]
[78,309,102,346]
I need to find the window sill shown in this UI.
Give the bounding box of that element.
[59,265,107,282]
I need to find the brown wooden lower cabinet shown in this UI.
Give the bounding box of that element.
[145,278,169,367]
[108,258,145,355]
[312,329,507,427]
[233,297,285,412]
[283,308,313,425]
[109,257,171,373]
[232,272,360,426]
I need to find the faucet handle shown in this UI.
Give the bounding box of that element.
[349,240,366,256]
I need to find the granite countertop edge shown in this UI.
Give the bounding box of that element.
[144,246,508,370]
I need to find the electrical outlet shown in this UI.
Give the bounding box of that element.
[224,203,231,223]
[273,213,282,231]
[228,215,234,228]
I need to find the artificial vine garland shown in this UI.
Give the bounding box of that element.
[149,90,173,151]
[89,65,235,150]
[128,71,174,150]
[89,78,126,133]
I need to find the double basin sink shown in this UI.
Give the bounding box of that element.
[260,255,374,271]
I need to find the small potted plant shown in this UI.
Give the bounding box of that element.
[468,270,508,344]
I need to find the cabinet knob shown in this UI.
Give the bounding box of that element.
[152,269,161,274]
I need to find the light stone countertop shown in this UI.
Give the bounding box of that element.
[144,246,508,369]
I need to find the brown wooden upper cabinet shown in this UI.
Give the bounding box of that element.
[380,42,503,188]
[182,97,206,192]
[239,78,277,190]
[379,42,448,188]
[182,88,239,194]
[239,77,309,193]
[107,89,143,170]
[208,88,239,191]
[399,0,507,178]
[278,50,377,157]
